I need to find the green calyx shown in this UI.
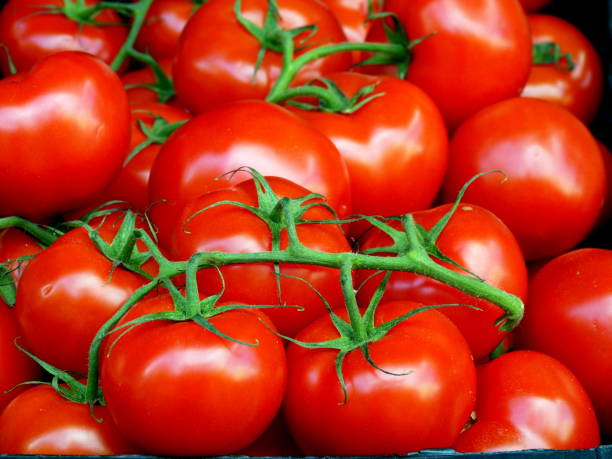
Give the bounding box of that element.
[126,112,187,166]
[123,50,176,103]
[532,42,576,72]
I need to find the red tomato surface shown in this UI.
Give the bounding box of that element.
[101,294,287,455]
[284,301,476,455]
[454,350,600,452]
[0,228,42,286]
[442,97,605,260]
[0,52,130,220]
[519,0,552,13]
[0,302,41,413]
[0,384,135,454]
[363,0,531,129]
[516,248,612,437]
[148,100,351,251]
[0,0,127,74]
[291,72,448,236]
[121,59,175,105]
[356,204,528,361]
[173,0,352,114]
[237,413,302,457]
[521,14,603,124]
[321,0,369,44]
[171,176,350,337]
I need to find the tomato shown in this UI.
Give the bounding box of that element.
[321,0,369,45]
[454,350,600,452]
[519,0,552,13]
[237,413,302,457]
[171,176,350,337]
[173,0,352,114]
[148,100,351,251]
[100,294,287,455]
[521,14,603,124]
[515,248,612,437]
[135,0,198,60]
[362,0,531,129]
[284,301,476,455]
[0,384,135,454]
[0,302,41,413]
[356,204,528,361]
[0,0,127,74]
[121,59,175,105]
[0,228,42,286]
[442,97,605,261]
[290,72,447,237]
[14,229,148,374]
[0,52,130,221]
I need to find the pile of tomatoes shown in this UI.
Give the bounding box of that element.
[0,0,610,456]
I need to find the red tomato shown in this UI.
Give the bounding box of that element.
[0,302,41,413]
[0,52,130,220]
[356,204,528,361]
[442,97,605,261]
[135,0,198,60]
[284,301,476,455]
[101,294,287,455]
[515,248,612,437]
[521,14,603,124]
[237,413,302,457]
[14,230,148,374]
[173,0,352,114]
[0,384,135,454]
[171,176,350,337]
[519,0,552,13]
[0,0,127,74]
[148,100,351,251]
[291,72,447,237]
[363,0,531,129]
[0,228,42,286]
[321,0,370,44]
[454,350,600,452]
[121,59,175,105]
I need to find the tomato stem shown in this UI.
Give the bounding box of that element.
[0,217,61,247]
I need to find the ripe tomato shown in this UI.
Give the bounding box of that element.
[237,413,302,457]
[515,248,612,437]
[291,72,447,237]
[0,228,42,286]
[521,14,603,124]
[0,384,135,454]
[0,52,131,220]
[171,176,351,337]
[284,301,476,455]
[173,0,352,114]
[454,350,600,452]
[363,0,531,129]
[321,0,370,45]
[442,97,605,260]
[148,100,351,251]
[101,294,287,455]
[0,0,127,74]
[356,204,528,361]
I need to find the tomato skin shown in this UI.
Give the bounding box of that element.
[0,52,131,220]
[171,176,350,337]
[284,301,476,455]
[521,14,603,124]
[356,204,528,361]
[291,73,448,235]
[0,384,135,455]
[101,295,287,455]
[0,228,42,285]
[148,100,351,251]
[173,0,351,114]
[364,0,531,129]
[518,0,552,13]
[454,350,600,452]
[0,0,127,74]
[442,97,605,261]
[321,0,369,44]
[515,248,612,437]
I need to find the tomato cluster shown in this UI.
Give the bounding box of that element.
[0,0,609,456]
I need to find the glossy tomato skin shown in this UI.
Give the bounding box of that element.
[0,52,130,220]
[515,248,612,437]
[454,350,600,452]
[321,0,370,45]
[0,0,127,74]
[0,228,42,286]
[101,295,287,455]
[291,73,448,235]
[14,232,147,375]
[521,14,603,124]
[284,301,476,455]
[0,384,135,454]
[173,0,351,114]
[363,0,531,129]
[171,177,351,337]
[356,204,528,361]
[148,100,351,251]
[442,97,605,261]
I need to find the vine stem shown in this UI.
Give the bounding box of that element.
[107,0,154,72]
